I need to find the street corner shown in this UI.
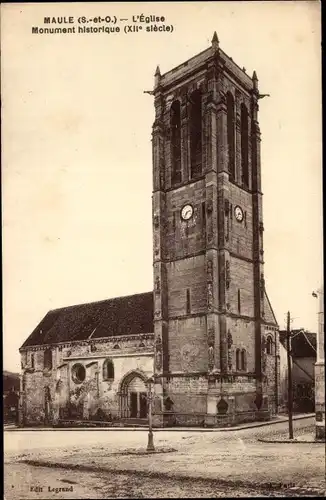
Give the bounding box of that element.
[257,431,324,444]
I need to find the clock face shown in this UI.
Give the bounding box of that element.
[181,204,194,221]
[234,205,244,222]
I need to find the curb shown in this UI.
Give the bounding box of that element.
[217,414,313,432]
[258,438,323,444]
[18,459,325,496]
[4,414,314,432]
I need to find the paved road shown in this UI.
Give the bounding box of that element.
[3,416,315,457]
[4,417,325,499]
[5,463,309,499]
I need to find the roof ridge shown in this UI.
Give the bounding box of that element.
[161,47,211,78]
[21,291,154,348]
[48,291,153,313]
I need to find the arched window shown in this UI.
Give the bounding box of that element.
[241,349,247,371]
[171,100,182,185]
[241,103,249,187]
[266,336,273,355]
[189,89,202,178]
[43,348,52,371]
[236,349,241,371]
[103,359,114,381]
[226,92,235,181]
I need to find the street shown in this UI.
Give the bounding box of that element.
[4,417,325,499]
[5,463,308,499]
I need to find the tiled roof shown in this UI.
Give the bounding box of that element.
[20,292,154,349]
[159,44,253,91]
[279,330,317,358]
[264,291,278,326]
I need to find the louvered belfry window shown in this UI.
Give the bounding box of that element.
[190,89,202,178]
[171,100,182,185]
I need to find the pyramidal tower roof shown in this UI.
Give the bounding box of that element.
[157,33,253,92]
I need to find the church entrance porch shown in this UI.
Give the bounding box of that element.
[119,371,148,422]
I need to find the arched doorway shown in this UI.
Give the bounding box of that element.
[120,371,148,420]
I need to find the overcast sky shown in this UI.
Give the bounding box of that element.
[2,2,322,373]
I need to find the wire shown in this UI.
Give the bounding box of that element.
[303,331,317,353]
[291,329,304,339]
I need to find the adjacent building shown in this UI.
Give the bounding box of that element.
[279,330,316,413]
[3,371,20,424]
[19,33,281,427]
[315,284,325,440]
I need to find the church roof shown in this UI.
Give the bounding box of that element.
[20,292,154,349]
[159,43,253,92]
[264,290,278,326]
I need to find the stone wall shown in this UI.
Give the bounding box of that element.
[152,373,269,427]
[167,255,206,317]
[228,184,253,259]
[165,181,206,260]
[315,362,325,439]
[226,317,255,372]
[315,285,324,439]
[168,316,207,373]
[20,334,154,426]
[262,326,280,414]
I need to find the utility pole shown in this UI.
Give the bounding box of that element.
[286,311,294,439]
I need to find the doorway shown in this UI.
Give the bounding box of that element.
[139,392,147,418]
[130,392,138,418]
[129,390,148,418]
[120,372,148,420]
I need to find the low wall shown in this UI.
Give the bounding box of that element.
[153,410,271,428]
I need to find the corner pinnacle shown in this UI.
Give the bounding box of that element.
[154,65,161,89]
[212,31,219,45]
[252,70,258,91]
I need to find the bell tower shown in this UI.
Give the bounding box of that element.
[151,33,278,425]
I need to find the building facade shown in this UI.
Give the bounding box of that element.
[315,284,325,440]
[3,371,20,424]
[19,34,280,427]
[279,330,316,413]
[19,293,155,426]
[151,33,279,426]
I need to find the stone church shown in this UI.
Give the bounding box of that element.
[19,33,280,427]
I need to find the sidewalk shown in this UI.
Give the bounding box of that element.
[259,430,323,444]
[4,413,314,432]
